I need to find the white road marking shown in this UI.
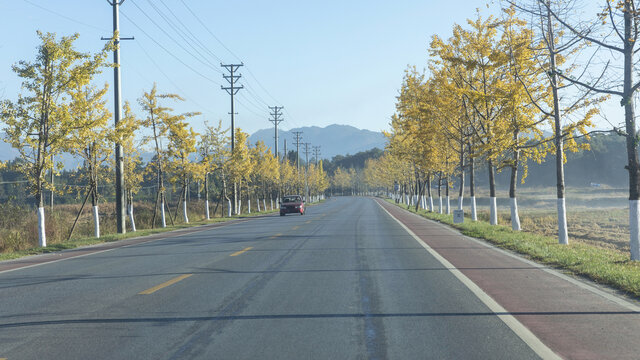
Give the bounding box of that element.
[376,201,561,360]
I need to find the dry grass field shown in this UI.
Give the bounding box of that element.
[471,187,630,252]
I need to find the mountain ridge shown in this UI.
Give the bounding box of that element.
[248,124,387,159]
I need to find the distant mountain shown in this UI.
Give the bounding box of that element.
[248,124,387,159]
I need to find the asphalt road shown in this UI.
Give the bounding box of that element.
[0,197,543,359]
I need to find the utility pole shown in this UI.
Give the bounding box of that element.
[292,131,303,171]
[221,63,243,215]
[313,146,321,166]
[283,139,287,163]
[104,0,134,234]
[268,106,284,159]
[303,143,310,201]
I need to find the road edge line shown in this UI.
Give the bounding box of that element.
[376,200,561,360]
[384,199,640,312]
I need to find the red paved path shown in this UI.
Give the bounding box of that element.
[378,199,640,360]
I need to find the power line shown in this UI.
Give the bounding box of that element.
[22,0,109,33]
[179,0,243,62]
[120,10,221,86]
[142,0,222,73]
[128,0,221,75]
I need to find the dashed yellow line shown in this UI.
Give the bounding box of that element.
[139,274,193,295]
[292,226,299,230]
[230,246,253,256]
[269,233,283,239]
[305,220,311,224]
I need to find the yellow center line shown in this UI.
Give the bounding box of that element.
[292,226,299,230]
[139,274,193,295]
[230,246,253,256]
[305,220,311,224]
[269,233,283,239]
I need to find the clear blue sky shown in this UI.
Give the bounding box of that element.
[1,0,614,138]
[0,0,505,136]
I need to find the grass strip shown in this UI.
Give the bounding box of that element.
[386,199,640,299]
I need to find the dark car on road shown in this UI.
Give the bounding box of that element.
[280,195,305,216]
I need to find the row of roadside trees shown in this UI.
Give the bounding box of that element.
[0,31,329,247]
[364,0,640,261]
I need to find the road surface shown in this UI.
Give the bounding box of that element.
[0,197,638,359]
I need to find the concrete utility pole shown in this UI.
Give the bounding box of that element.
[221,63,243,215]
[283,139,287,163]
[104,0,133,234]
[313,146,321,166]
[268,106,284,159]
[303,142,310,201]
[292,131,303,170]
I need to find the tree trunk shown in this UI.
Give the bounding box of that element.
[458,144,465,210]
[36,187,46,247]
[427,174,433,212]
[509,137,521,231]
[204,173,210,220]
[546,2,568,244]
[622,2,640,259]
[91,188,100,238]
[438,175,443,214]
[182,184,189,223]
[128,191,136,232]
[488,159,497,225]
[469,145,477,221]
[445,176,450,215]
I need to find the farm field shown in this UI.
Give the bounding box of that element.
[443,186,630,252]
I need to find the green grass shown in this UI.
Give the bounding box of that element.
[386,199,640,299]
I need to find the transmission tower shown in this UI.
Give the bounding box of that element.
[221,63,244,152]
[221,63,243,215]
[269,106,284,159]
[292,131,303,170]
[313,146,321,166]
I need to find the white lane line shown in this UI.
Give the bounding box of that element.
[376,201,561,360]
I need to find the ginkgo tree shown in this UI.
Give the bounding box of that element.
[165,112,200,224]
[1,31,112,247]
[66,83,112,239]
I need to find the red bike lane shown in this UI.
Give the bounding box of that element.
[377,199,640,360]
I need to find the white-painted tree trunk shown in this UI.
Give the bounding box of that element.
[37,207,46,247]
[438,196,443,214]
[129,203,136,232]
[510,197,521,231]
[257,198,261,212]
[557,198,568,245]
[227,199,232,217]
[248,199,251,214]
[270,198,274,210]
[160,200,167,228]
[205,200,210,220]
[182,200,189,223]
[238,199,242,215]
[263,198,266,211]
[446,196,450,215]
[630,200,639,260]
[93,205,100,238]
[490,197,497,225]
[471,196,477,221]
[458,196,463,211]
[428,196,433,212]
